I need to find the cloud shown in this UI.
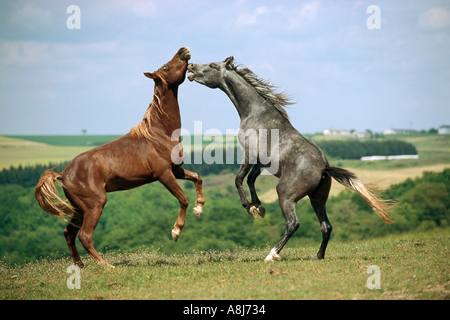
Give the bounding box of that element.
[0,40,118,67]
[9,3,53,29]
[419,7,450,30]
[236,6,269,25]
[286,0,321,30]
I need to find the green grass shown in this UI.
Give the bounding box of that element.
[5,135,123,147]
[2,228,449,300]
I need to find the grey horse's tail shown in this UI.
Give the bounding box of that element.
[325,166,395,224]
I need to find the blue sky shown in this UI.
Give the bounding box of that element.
[0,0,449,135]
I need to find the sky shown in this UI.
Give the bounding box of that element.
[0,0,449,136]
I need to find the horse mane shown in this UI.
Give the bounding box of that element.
[229,62,295,121]
[130,71,168,140]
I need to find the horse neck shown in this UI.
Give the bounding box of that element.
[157,85,181,133]
[131,84,181,140]
[219,71,267,120]
[147,84,181,137]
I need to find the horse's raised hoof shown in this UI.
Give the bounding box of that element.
[171,229,181,242]
[248,205,259,219]
[257,205,265,218]
[193,206,202,220]
[264,248,281,263]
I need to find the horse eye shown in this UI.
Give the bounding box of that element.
[163,65,168,71]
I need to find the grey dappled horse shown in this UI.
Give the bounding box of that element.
[188,57,394,262]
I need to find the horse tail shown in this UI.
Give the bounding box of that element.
[325,166,395,224]
[35,169,81,228]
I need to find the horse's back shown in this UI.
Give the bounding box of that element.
[61,134,157,192]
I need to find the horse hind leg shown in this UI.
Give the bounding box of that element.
[309,173,332,260]
[68,188,113,268]
[264,176,311,262]
[64,217,84,267]
[265,196,299,262]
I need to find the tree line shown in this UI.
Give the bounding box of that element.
[315,139,417,159]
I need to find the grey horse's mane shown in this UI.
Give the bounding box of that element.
[228,60,294,121]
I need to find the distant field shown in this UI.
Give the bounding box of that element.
[5,135,123,147]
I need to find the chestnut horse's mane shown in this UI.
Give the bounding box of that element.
[130,71,169,140]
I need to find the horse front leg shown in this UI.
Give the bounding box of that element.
[235,162,260,219]
[247,162,265,218]
[174,168,205,219]
[159,170,189,242]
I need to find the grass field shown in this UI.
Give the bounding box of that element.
[1,228,449,300]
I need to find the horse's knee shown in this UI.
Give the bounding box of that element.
[320,221,332,238]
[179,196,189,210]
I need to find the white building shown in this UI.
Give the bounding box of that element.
[323,128,370,138]
[438,125,450,135]
[383,128,419,135]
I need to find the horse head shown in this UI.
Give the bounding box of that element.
[145,47,191,87]
[187,56,235,88]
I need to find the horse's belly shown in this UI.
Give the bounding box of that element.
[104,175,155,192]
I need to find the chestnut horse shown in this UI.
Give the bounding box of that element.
[35,47,205,268]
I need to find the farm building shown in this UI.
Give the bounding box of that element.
[438,125,450,134]
[323,128,370,138]
[383,128,419,135]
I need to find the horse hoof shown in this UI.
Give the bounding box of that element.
[248,206,259,219]
[98,261,115,269]
[311,254,319,260]
[264,254,281,263]
[171,229,180,242]
[258,206,266,218]
[193,206,202,220]
[264,248,281,263]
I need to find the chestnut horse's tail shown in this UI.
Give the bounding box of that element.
[325,166,395,224]
[35,169,81,228]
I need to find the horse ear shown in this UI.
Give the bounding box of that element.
[224,56,235,69]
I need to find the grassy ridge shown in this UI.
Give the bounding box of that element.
[1,229,449,300]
